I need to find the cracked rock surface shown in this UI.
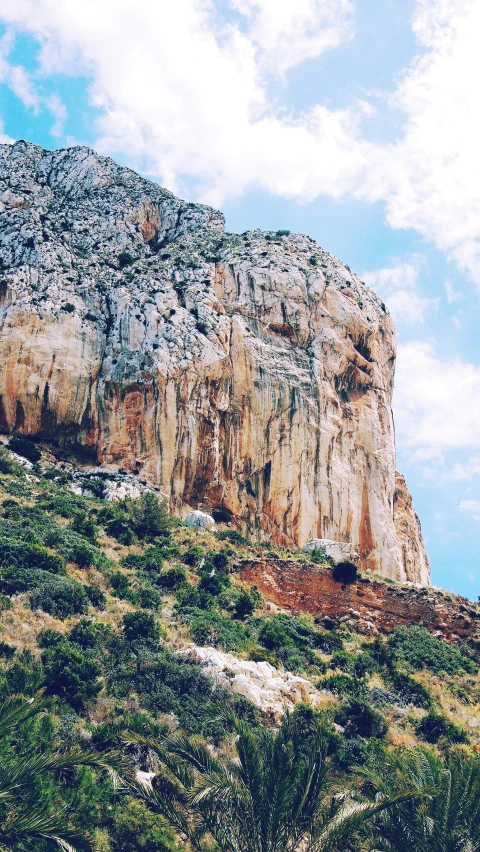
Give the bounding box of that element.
[0,140,428,581]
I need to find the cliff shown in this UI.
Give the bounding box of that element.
[0,140,428,582]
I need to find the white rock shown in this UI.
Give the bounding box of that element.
[302,538,359,564]
[184,510,215,530]
[180,646,324,720]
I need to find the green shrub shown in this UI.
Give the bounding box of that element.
[110,571,132,598]
[72,512,98,543]
[388,626,476,674]
[42,641,102,710]
[234,590,256,619]
[389,670,432,709]
[69,619,113,650]
[155,566,187,589]
[335,698,387,739]
[189,611,249,651]
[318,674,368,699]
[331,650,357,673]
[214,529,249,546]
[0,447,21,475]
[0,640,15,659]
[69,541,96,568]
[0,593,12,611]
[84,584,107,609]
[30,574,88,618]
[110,797,178,852]
[182,545,204,567]
[415,711,469,744]
[123,611,160,643]
[198,569,229,596]
[138,587,162,609]
[98,494,173,543]
[37,491,89,518]
[8,435,41,463]
[0,537,66,574]
[122,546,164,573]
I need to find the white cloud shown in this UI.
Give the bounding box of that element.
[393,341,480,459]
[362,262,437,325]
[446,455,480,481]
[445,279,464,304]
[0,0,480,289]
[361,0,480,283]
[45,93,67,137]
[459,500,480,522]
[231,0,353,74]
[0,29,40,111]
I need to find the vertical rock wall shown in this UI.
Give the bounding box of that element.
[0,140,429,582]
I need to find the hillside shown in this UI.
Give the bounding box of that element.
[0,439,478,851]
[0,140,428,582]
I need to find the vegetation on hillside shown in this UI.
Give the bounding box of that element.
[0,441,479,851]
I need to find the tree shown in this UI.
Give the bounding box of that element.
[0,693,124,851]
[124,715,415,852]
[361,746,480,852]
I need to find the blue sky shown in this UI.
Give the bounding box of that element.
[0,0,479,598]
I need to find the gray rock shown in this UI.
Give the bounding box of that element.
[184,510,215,530]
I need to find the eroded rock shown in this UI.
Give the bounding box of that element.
[0,140,429,581]
[180,646,324,719]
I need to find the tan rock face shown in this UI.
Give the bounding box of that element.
[393,471,430,584]
[0,140,429,582]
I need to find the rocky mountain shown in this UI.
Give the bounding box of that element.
[0,140,429,583]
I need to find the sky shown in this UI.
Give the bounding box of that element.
[0,0,479,598]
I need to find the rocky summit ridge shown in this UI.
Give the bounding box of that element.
[0,140,429,583]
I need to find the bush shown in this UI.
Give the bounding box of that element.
[30,574,88,618]
[138,587,162,609]
[42,641,102,710]
[110,797,178,852]
[198,569,229,596]
[98,494,173,543]
[189,611,249,651]
[69,619,113,650]
[415,711,469,744]
[0,640,15,659]
[234,590,256,619]
[0,447,20,475]
[182,546,204,567]
[37,491,90,518]
[122,546,164,573]
[84,584,107,609]
[123,611,160,643]
[110,571,132,598]
[214,530,249,546]
[318,674,368,699]
[72,512,98,543]
[335,698,387,739]
[389,670,432,709]
[0,538,66,575]
[155,566,186,589]
[69,541,96,568]
[388,626,476,674]
[8,435,41,463]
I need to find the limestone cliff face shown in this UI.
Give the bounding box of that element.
[0,140,429,582]
[393,472,430,585]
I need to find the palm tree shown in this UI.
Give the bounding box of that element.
[361,746,480,852]
[0,693,124,852]
[124,714,416,852]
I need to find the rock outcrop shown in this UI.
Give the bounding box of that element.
[240,558,479,640]
[393,472,430,585]
[0,140,429,581]
[180,646,324,719]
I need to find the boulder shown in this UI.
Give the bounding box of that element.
[184,510,215,530]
